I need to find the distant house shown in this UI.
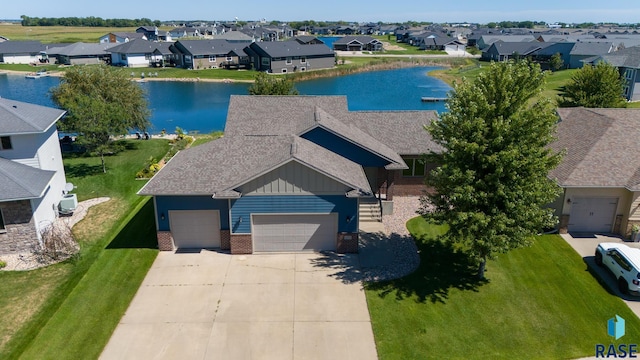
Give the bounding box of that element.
[168,27,201,39]
[246,41,335,73]
[481,41,546,62]
[108,39,172,67]
[568,42,615,69]
[293,35,324,45]
[171,39,251,69]
[0,98,68,255]
[333,36,383,52]
[136,26,159,41]
[0,41,46,64]
[46,42,118,65]
[99,32,146,44]
[476,35,537,50]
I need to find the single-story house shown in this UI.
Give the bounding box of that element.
[0,98,69,255]
[481,41,547,62]
[246,41,335,73]
[171,39,251,69]
[99,32,146,44]
[136,26,159,41]
[138,96,440,253]
[587,46,640,101]
[333,36,383,52]
[0,41,47,64]
[568,42,615,69]
[45,42,118,65]
[108,39,173,67]
[550,107,640,237]
[476,35,537,50]
[168,27,201,39]
[293,35,325,45]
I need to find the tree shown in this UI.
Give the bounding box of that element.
[248,72,299,95]
[421,60,562,279]
[51,65,150,173]
[557,62,627,108]
[549,53,564,71]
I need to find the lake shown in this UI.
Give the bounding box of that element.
[0,66,451,133]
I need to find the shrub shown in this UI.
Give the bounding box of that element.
[0,259,6,269]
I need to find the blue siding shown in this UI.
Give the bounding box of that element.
[301,127,389,167]
[230,195,358,233]
[155,196,229,231]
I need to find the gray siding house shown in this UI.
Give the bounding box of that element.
[246,41,335,73]
[588,46,640,101]
[171,39,251,69]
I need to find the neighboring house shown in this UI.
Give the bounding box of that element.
[550,108,640,237]
[293,35,324,45]
[99,32,146,44]
[587,46,640,101]
[138,96,440,254]
[481,41,546,62]
[568,42,615,69]
[419,36,465,52]
[108,39,172,67]
[136,26,159,41]
[46,42,118,65]
[171,39,251,69]
[212,31,254,43]
[0,98,68,255]
[333,36,383,52]
[0,40,46,64]
[246,41,335,73]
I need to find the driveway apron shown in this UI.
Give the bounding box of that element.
[100,250,377,360]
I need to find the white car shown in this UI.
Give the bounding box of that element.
[595,242,640,295]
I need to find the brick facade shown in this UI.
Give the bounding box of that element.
[156,231,175,251]
[336,232,358,253]
[230,234,252,254]
[0,200,39,255]
[220,230,231,250]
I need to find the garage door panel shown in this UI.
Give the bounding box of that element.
[169,210,220,249]
[252,214,337,252]
[568,197,618,233]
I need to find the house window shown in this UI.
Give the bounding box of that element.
[0,208,5,233]
[145,54,151,60]
[0,136,12,150]
[281,68,287,73]
[185,55,192,63]
[402,157,426,177]
[261,57,270,66]
[226,56,233,62]
[286,57,292,65]
[209,55,216,62]
[121,54,127,60]
[300,57,307,63]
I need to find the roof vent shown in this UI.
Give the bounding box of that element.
[290,142,297,155]
[12,105,17,108]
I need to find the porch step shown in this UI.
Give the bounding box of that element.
[359,201,382,222]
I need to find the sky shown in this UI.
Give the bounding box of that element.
[3,0,640,24]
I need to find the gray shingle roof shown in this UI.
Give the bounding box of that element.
[108,39,170,54]
[550,108,640,189]
[0,40,44,54]
[46,42,118,57]
[0,157,55,201]
[595,45,640,69]
[570,42,614,56]
[0,98,66,135]
[175,39,248,57]
[486,41,548,55]
[138,135,371,196]
[334,36,381,45]
[249,41,333,58]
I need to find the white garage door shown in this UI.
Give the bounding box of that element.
[568,197,618,233]
[169,210,220,249]
[252,214,337,252]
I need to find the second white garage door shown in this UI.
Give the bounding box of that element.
[568,197,618,233]
[252,214,337,252]
[169,210,221,249]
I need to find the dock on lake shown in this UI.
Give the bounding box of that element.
[421,97,447,102]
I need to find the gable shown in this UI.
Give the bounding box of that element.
[239,160,352,195]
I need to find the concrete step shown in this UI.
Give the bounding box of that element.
[359,201,382,222]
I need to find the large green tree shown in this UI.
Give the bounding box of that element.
[248,72,299,95]
[51,65,150,172]
[421,60,563,279]
[558,62,627,108]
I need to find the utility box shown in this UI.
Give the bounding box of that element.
[59,193,78,215]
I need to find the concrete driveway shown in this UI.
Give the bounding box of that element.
[100,250,377,360]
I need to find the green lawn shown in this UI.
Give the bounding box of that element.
[0,139,169,359]
[366,216,640,359]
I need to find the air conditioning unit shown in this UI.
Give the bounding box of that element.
[59,193,78,215]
